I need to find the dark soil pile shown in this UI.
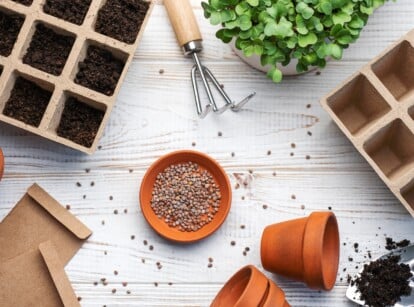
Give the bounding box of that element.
[23,23,75,76]
[353,255,412,307]
[95,0,149,44]
[74,46,124,96]
[386,237,411,250]
[43,0,92,25]
[11,0,33,6]
[3,77,51,127]
[0,11,24,57]
[57,97,105,148]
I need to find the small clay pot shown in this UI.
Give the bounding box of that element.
[211,265,268,307]
[0,148,4,180]
[261,212,340,290]
[260,280,291,307]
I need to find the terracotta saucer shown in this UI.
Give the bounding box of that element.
[139,150,232,243]
[0,148,4,180]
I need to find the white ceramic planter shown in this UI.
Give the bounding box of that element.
[230,41,317,76]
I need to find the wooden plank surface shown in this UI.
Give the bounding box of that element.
[1,0,414,306]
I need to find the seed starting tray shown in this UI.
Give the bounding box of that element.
[321,29,414,217]
[0,0,153,154]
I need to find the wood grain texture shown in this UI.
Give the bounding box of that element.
[1,0,414,306]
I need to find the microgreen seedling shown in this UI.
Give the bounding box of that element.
[202,0,393,82]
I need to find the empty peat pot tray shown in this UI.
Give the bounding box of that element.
[0,0,154,154]
[139,150,232,243]
[321,29,414,217]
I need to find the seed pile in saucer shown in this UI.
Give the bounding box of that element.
[151,162,221,232]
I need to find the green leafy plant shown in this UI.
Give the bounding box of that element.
[202,0,392,82]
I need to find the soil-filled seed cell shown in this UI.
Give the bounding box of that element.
[43,0,92,25]
[409,105,414,120]
[327,74,391,135]
[57,97,105,148]
[372,41,414,102]
[3,77,52,127]
[74,45,125,96]
[11,0,33,6]
[95,0,150,44]
[0,11,24,57]
[23,23,75,76]
[364,119,414,180]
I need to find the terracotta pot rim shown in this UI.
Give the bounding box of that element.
[139,150,232,243]
[260,280,288,307]
[303,211,340,290]
[211,265,268,307]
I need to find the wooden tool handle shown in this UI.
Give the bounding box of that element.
[164,0,202,47]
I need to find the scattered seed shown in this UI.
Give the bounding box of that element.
[272,172,276,176]
[112,289,116,294]
[291,194,296,200]
[78,297,82,301]
[306,104,311,108]
[262,204,268,209]
[76,182,81,187]
[114,209,118,214]
[267,150,271,155]
[159,69,164,74]
[243,251,247,256]
[207,263,213,268]
[300,204,305,210]
[307,131,312,136]
[83,195,86,199]
[231,152,235,157]
[291,143,296,148]
[191,142,196,147]
[122,282,127,287]
[208,257,213,263]
[290,152,294,156]
[66,205,71,210]
[231,241,236,246]
[218,131,222,137]
[90,181,95,186]
[114,270,118,275]
[85,168,90,173]
[130,235,135,240]
[93,281,98,286]
[126,290,131,294]
[149,245,154,251]
[101,220,105,225]
[129,169,133,173]
[306,155,311,160]
[328,206,332,210]
[143,240,148,245]
[240,225,245,229]
[154,282,158,287]
[168,282,173,286]
[141,258,145,263]
[109,196,113,201]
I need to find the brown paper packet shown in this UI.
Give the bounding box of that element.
[0,240,80,307]
[0,183,92,264]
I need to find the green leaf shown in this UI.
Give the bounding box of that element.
[332,11,352,25]
[296,2,314,20]
[239,14,253,31]
[267,67,283,83]
[329,44,343,59]
[209,11,221,25]
[246,0,259,7]
[264,17,293,38]
[298,32,318,47]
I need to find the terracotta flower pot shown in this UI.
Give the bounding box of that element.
[0,148,4,181]
[211,265,269,307]
[260,280,291,307]
[261,212,340,290]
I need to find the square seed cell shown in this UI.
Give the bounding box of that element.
[95,0,150,44]
[74,45,125,96]
[57,96,105,148]
[402,180,414,211]
[23,23,75,76]
[372,41,414,103]
[43,0,92,25]
[0,9,25,57]
[3,76,52,127]
[364,119,414,180]
[327,74,391,135]
[409,105,414,120]
[11,0,33,6]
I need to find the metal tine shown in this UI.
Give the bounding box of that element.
[202,66,233,114]
[191,53,218,112]
[231,91,256,112]
[191,66,213,118]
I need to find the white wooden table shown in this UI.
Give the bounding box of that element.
[1,1,414,306]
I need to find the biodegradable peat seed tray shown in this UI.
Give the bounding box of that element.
[0,0,153,154]
[321,29,414,217]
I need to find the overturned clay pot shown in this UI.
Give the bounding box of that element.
[261,211,340,291]
[0,148,4,180]
[261,280,291,307]
[211,265,290,307]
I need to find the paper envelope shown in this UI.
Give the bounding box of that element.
[0,183,92,264]
[0,240,80,307]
